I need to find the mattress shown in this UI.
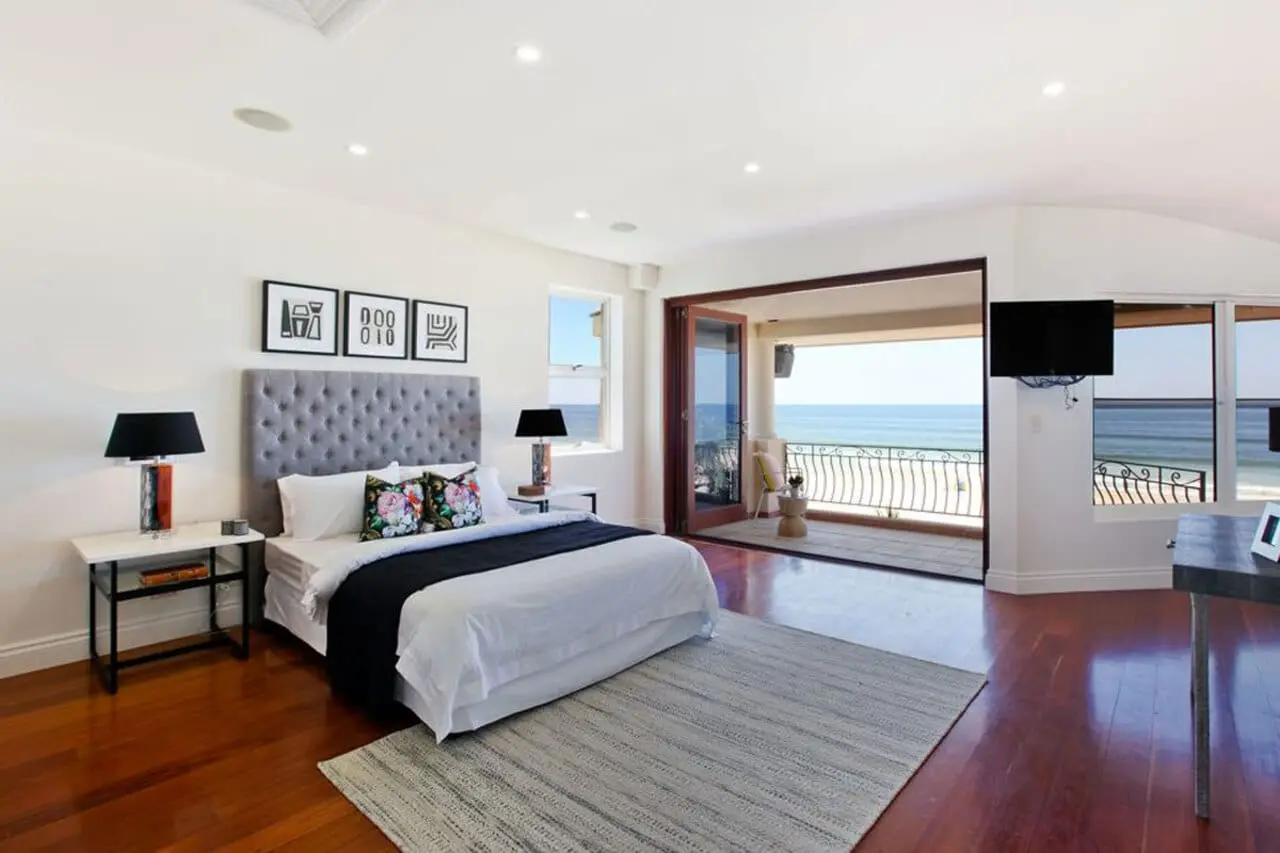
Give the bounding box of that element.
[263,568,707,736]
[264,536,343,594]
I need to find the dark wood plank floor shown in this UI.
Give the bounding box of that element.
[2,542,1278,852]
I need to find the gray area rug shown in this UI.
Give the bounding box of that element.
[320,611,986,853]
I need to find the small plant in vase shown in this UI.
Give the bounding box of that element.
[787,474,804,499]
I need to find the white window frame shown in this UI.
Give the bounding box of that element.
[548,287,623,453]
[1093,296,1280,521]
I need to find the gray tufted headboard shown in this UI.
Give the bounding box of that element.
[243,369,481,538]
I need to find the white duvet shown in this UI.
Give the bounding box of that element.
[296,511,719,740]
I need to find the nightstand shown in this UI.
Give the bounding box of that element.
[71,522,264,694]
[508,484,598,515]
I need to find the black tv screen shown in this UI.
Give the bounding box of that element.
[989,300,1115,377]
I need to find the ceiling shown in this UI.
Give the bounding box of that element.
[2,1,1278,263]
[711,272,981,323]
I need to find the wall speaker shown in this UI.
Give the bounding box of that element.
[1270,407,1280,452]
[627,263,659,292]
[774,344,795,379]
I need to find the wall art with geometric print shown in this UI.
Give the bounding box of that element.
[412,299,469,363]
[343,290,409,360]
[261,280,339,356]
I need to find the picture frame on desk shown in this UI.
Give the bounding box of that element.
[1251,502,1280,561]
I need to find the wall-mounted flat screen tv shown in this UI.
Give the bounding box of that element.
[989,299,1115,377]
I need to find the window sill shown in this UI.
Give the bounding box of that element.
[553,444,623,458]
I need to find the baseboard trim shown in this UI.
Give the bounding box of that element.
[0,599,242,680]
[985,567,1171,595]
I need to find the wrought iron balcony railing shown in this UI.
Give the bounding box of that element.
[785,442,985,518]
[1092,458,1207,505]
[691,439,1212,521]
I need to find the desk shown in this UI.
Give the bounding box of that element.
[1171,513,1280,819]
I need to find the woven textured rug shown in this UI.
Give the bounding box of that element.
[320,612,985,853]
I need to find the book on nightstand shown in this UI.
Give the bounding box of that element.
[138,563,209,587]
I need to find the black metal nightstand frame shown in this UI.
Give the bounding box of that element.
[87,543,251,694]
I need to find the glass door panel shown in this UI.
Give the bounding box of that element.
[687,308,748,531]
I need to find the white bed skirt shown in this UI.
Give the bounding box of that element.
[264,574,707,736]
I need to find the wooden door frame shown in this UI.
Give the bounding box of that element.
[662,257,991,579]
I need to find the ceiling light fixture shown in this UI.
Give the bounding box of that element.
[744,162,761,174]
[609,222,638,233]
[1042,80,1066,98]
[514,44,542,63]
[347,143,369,156]
[232,107,292,132]
[574,210,590,220]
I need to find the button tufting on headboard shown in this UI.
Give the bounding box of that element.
[243,369,481,538]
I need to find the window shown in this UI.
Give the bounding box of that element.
[1235,306,1280,501]
[548,291,615,448]
[1093,304,1215,506]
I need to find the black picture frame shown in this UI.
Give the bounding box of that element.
[342,290,410,360]
[261,280,340,356]
[412,299,470,363]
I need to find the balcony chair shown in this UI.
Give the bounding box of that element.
[753,451,784,519]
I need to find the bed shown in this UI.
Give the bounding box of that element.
[245,369,718,741]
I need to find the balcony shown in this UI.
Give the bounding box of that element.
[695,438,1213,582]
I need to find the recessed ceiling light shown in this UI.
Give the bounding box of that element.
[514,44,542,63]
[1042,81,1066,98]
[609,221,638,233]
[744,162,761,174]
[347,143,369,156]
[574,210,590,220]
[233,107,292,132]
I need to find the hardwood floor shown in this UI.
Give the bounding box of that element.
[2,542,1278,852]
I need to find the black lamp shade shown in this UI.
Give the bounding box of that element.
[105,412,205,460]
[1270,407,1280,453]
[515,408,568,438]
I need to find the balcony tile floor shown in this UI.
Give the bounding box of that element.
[698,517,983,581]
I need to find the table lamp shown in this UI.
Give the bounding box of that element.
[105,412,205,534]
[515,408,567,496]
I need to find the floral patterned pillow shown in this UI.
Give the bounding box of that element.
[358,476,425,542]
[422,470,484,532]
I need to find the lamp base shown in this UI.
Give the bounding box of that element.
[140,462,174,534]
[517,484,548,497]
[530,441,552,488]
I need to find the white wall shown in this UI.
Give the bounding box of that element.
[1010,207,1280,592]
[646,205,1280,595]
[0,127,639,676]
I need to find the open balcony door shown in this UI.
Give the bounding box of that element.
[681,306,750,533]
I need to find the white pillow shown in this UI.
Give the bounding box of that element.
[278,464,401,541]
[473,466,517,519]
[396,462,476,481]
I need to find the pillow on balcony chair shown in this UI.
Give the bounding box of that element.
[754,451,784,492]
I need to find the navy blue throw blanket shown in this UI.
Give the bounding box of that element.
[326,520,653,713]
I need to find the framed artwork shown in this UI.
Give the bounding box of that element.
[343,291,409,359]
[262,280,339,356]
[1251,502,1280,562]
[412,300,469,363]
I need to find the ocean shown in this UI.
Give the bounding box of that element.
[558,402,1280,493]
